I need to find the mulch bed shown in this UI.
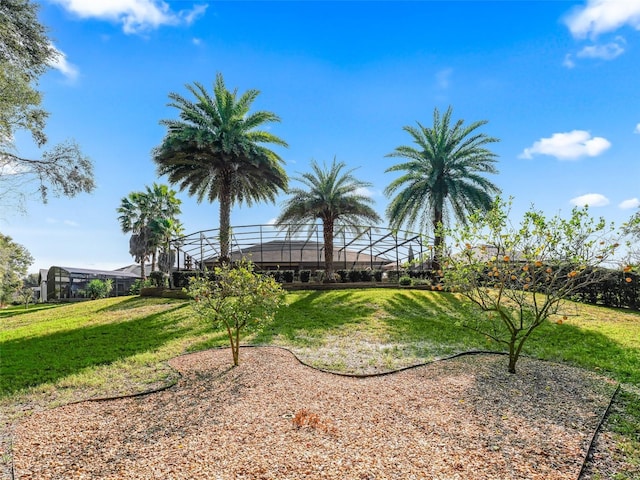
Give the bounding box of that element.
[12,347,617,479]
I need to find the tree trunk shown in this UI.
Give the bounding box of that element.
[219,181,232,265]
[432,206,444,273]
[140,259,146,280]
[508,335,518,374]
[323,218,336,282]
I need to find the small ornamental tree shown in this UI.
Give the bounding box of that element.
[441,197,623,374]
[187,260,286,366]
[17,283,34,308]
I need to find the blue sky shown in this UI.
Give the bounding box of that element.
[4,0,640,273]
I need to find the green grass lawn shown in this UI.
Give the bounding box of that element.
[1,289,639,477]
[2,290,639,396]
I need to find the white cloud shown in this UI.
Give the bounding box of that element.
[50,0,207,34]
[576,37,626,60]
[48,45,79,81]
[354,187,376,198]
[570,193,610,207]
[519,130,611,160]
[436,68,453,90]
[619,198,640,209]
[635,123,640,134]
[565,0,640,39]
[563,54,576,68]
[266,217,277,226]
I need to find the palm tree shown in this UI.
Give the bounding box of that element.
[276,158,381,281]
[152,73,288,264]
[384,106,500,269]
[143,183,182,270]
[117,183,182,278]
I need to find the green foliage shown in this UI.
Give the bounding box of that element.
[299,270,311,283]
[186,260,286,365]
[153,73,288,262]
[0,1,94,213]
[398,275,412,286]
[149,270,169,288]
[16,283,34,308]
[348,269,362,282]
[84,279,113,300]
[276,158,382,281]
[0,233,33,305]
[129,278,154,295]
[117,183,182,278]
[384,106,500,268]
[282,270,295,283]
[442,197,622,373]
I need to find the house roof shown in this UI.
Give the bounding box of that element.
[49,266,140,278]
[206,240,392,266]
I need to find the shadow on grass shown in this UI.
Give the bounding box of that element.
[180,290,379,354]
[97,296,186,313]
[0,304,190,396]
[381,291,490,349]
[381,290,640,385]
[253,290,377,344]
[0,303,64,319]
[527,320,640,386]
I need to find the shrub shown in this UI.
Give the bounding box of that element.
[387,270,404,282]
[348,269,362,282]
[173,271,218,289]
[399,275,412,286]
[282,270,295,283]
[149,270,168,288]
[360,270,373,282]
[315,270,325,283]
[299,270,311,283]
[85,279,113,299]
[266,270,284,283]
[373,270,383,282]
[336,269,349,283]
[129,278,154,295]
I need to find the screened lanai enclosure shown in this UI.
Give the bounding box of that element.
[171,224,432,275]
[46,266,140,301]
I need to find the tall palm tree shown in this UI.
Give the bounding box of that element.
[152,73,288,264]
[276,158,381,282]
[384,106,500,269]
[117,183,182,278]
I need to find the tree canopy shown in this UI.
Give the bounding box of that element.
[276,158,381,281]
[153,73,288,263]
[117,183,182,278]
[0,232,33,305]
[385,106,500,268]
[0,0,94,213]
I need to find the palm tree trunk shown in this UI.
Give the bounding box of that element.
[432,205,444,272]
[323,218,335,282]
[219,181,231,265]
[140,258,146,280]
